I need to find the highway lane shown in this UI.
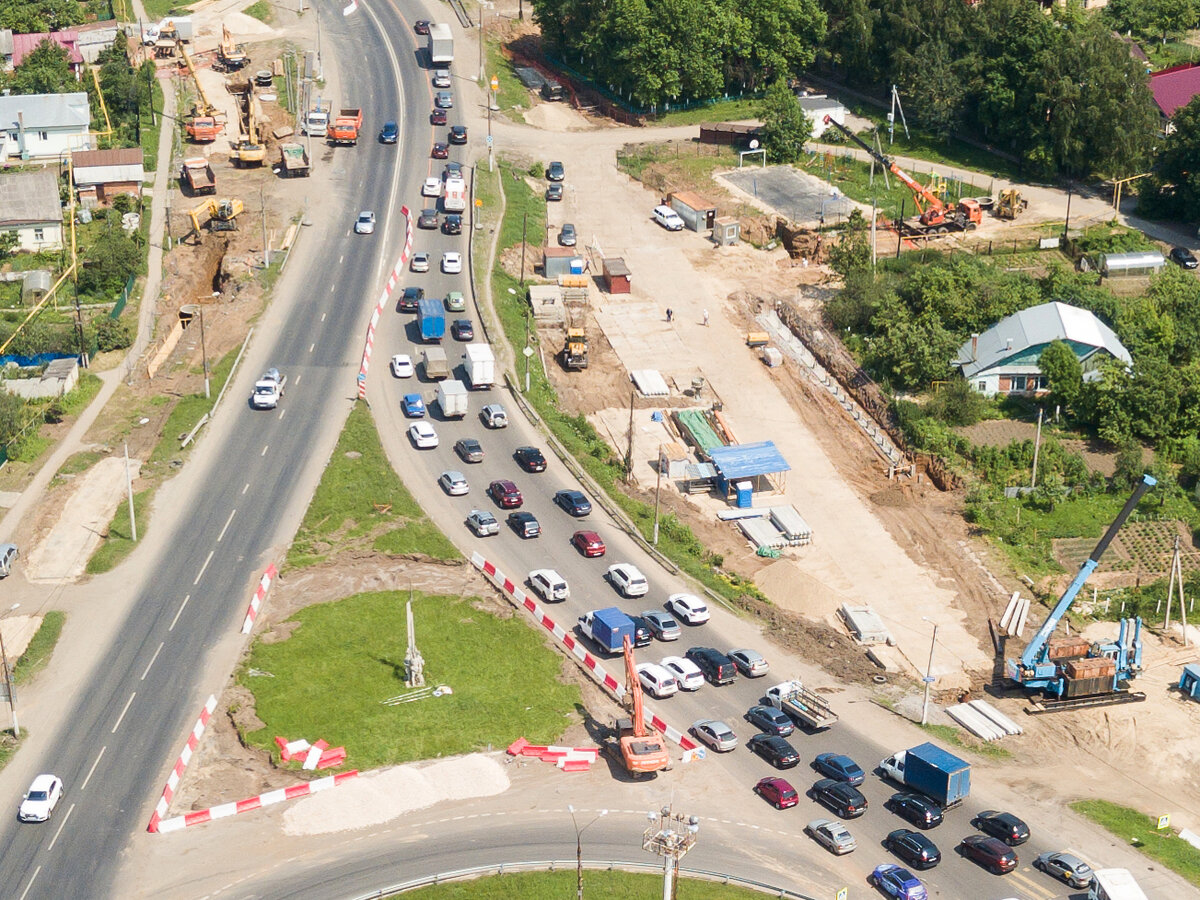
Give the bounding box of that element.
[0,5,427,897]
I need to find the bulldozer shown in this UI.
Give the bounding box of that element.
[996,189,1029,220]
[184,198,244,243]
[230,80,266,167]
[562,326,588,370]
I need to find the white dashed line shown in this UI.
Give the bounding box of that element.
[261,445,269,457]
[141,642,163,680]
[111,692,136,733]
[193,550,214,585]
[47,804,74,851]
[81,746,106,791]
[169,594,190,631]
[320,313,326,322]
[218,509,237,542]
[278,408,286,421]
[309,343,315,353]
[242,483,250,495]
[294,374,302,385]
[19,866,41,899]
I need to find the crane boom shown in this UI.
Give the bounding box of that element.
[622,634,646,737]
[822,115,945,218]
[178,40,217,116]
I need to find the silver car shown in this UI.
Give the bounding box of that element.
[805,818,856,855]
[641,610,681,641]
[410,251,430,273]
[1034,851,1094,888]
[689,719,737,752]
[0,543,18,578]
[439,470,469,496]
[465,509,499,536]
[728,648,769,677]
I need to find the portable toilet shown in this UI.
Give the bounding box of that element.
[569,258,584,275]
[735,480,753,508]
[1179,664,1200,702]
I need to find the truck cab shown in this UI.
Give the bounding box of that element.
[251,368,285,409]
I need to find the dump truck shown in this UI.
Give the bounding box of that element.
[418,298,446,342]
[251,368,286,409]
[436,380,468,418]
[765,679,838,730]
[562,327,587,369]
[302,100,331,138]
[578,607,635,654]
[879,742,971,807]
[463,343,495,389]
[427,23,453,65]
[278,143,310,177]
[329,107,363,145]
[180,157,215,195]
[422,347,449,380]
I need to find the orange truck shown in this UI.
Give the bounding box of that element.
[328,108,363,145]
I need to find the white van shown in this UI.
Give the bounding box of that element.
[636,663,679,698]
[529,569,569,602]
[1089,869,1148,900]
[653,205,684,231]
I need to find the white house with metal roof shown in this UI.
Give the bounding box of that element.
[955,301,1131,397]
[0,91,90,161]
[0,170,63,251]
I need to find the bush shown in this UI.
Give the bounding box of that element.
[528,161,545,179]
[93,315,132,352]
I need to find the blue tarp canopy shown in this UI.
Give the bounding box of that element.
[707,441,790,479]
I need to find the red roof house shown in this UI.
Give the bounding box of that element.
[1149,62,1200,119]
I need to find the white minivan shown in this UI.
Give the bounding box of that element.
[653,205,684,231]
[607,563,649,597]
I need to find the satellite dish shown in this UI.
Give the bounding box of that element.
[749,139,760,150]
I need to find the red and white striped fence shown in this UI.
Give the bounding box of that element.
[147,695,217,833]
[240,563,278,634]
[358,206,414,400]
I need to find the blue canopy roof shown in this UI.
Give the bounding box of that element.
[707,441,790,479]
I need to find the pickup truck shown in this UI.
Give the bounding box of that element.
[329,107,363,144]
[578,607,634,654]
[251,368,286,409]
[879,743,970,807]
[765,679,838,730]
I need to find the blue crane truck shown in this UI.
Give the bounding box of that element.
[879,742,970,807]
[418,298,446,343]
[578,607,635,654]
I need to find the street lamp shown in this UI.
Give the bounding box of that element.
[921,616,939,726]
[567,805,607,900]
[643,805,699,900]
[0,603,20,738]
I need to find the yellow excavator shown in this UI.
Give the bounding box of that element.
[231,81,266,167]
[179,41,225,142]
[217,24,249,71]
[611,635,670,778]
[184,198,244,243]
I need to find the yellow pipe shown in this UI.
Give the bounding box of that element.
[0,263,78,356]
[90,67,113,137]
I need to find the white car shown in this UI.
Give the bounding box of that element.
[607,563,648,597]
[636,662,679,699]
[439,470,469,495]
[354,210,375,234]
[529,568,569,602]
[390,354,414,378]
[661,655,704,691]
[481,403,508,428]
[653,205,684,231]
[442,251,463,274]
[666,592,710,625]
[18,774,63,823]
[408,421,438,449]
[410,251,430,273]
[422,177,442,197]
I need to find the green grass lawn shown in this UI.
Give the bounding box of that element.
[13,611,65,686]
[401,871,780,899]
[141,74,165,172]
[141,0,192,22]
[244,0,271,22]
[85,488,152,575]
[651,97,762,127]
[1072,799,1200,887]
[239,590,580,768]
[486,40,528,113]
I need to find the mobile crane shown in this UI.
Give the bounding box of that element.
[608,635,670,777]
[822,115,982,237]
[1006,474,1155,712]
[178,41,225,143]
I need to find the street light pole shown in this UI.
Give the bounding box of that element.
[921,619,938,725]
[0,603,20,738]
[198,306,210,399]
[567,805,607,900]
[643,805,700,900]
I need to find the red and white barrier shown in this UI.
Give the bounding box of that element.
[343,0,358,14]
[147,695,218,833]
[358,206,414,399]
[473,553,697,751]
[240,563,278,634]
[154,770,359,833]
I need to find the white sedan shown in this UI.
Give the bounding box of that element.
[408,421,438,449]
[354,210,375,234]
[390,354,414,378]
[636,662,679,699]
[441,251,463,274]
[661,655,704,691]
[18,774,63,823]
[422,176,442,197]
[410,252,430,273]
[666,592,710,625]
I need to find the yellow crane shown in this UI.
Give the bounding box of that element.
[178,40,225,142]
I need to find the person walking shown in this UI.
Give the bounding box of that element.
[666,307,673,322]
[702,309,709,326]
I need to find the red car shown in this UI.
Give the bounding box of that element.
[432,142,449,160]
[959,835,1017,874]
[488,479,523,509]
[414,19,431,34]
[431,108,447,126]
[754,777,798,809]
[571,530,605,557]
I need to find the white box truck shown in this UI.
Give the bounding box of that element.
[464,344,495,389]
[428,24,453,65]
[436,380,468,418]
[443,176,467,212]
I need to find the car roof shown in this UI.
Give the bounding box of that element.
[576,530,600,539]
[492,479,517,489]
[29,774,57,789]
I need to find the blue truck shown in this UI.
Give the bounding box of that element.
[879,742,970,807]
[578,607,635,654]
[418,298,446,342]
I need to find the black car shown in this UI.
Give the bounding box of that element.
[887,792,943,829]
[546,183,563,202]
[451,319,474,341]
[454,438,484,463]
[547,160,565,181]
[398,286,424,311]
[514,446,547,472]
[626,616,653,647]
[417,208,439,229]
[973,810,1030,846]
[684,647,737,685]
[507,511,540,538]
[810,778,868,819]
[444,161,464,179]
[1170,246,1199,269]
[554,489,592,517]
[449,125,468,144]
[379,120,398,143]
[442,214,463,235]
[745,704,794,737]
[746,734,800,769]
[884,829,941,870]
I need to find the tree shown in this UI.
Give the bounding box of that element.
[1112,438,1145,490]
[1150,95,1200,220]
[0,231,17,256]
[828,209,871,280]
[1038,340,1084,412]
[79,227,141,296]
[9,39,75,96]
[757,77,812,163]
[927,377,988,426]
[896,39,965,141]
[1106,0,1197,43]
[0,392,25,449]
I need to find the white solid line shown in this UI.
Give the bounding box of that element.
[111,692,136,734]
[309,343,315,353]
[81,746,106,791]
[193,550,214,585]
[261,444,269,457]
[141,643,163,680]
[47,805,74,851]
[19,866,41,900]
[218,509,237,542]
[169,594,190,631]
[278,408,286,421]
[294,374,302,385]
[242,483,250,495]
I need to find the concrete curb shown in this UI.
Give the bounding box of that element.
[358,206,413,399]
[146,694,217,833]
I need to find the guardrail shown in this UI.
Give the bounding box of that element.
[348,859,819,899]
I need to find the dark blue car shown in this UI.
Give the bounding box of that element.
[813,752,865,786]
[379,120,398,143]
[871,864,927,900]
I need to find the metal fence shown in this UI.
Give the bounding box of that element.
[110,274,136,320]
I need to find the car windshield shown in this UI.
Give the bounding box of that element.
[254,385,273,394]
[27,790,48,801]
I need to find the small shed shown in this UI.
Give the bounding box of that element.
[527,284,564,322]
[1180,664,1200,702]
[658,441,690,479]
[602,257,631,293]
[542,246,583,278]
[707,441,791,497]
[713,216,740,246]
[797,94,846,138]
[1099,251,1165,278]
[669,191,717,232]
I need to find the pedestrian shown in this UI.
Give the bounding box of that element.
[702,309,709,326]
[666,307,673,322]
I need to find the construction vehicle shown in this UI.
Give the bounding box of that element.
[562,327,588,369]
[996,189,1028,220]
[184,198,244,243]
[302,100,331,138]
[278,142,310,177]
[607,635,670,778]
[1006,474,1155,712]
[179,41,225,143]
[328,108,363,145]
[230,80,266,167]
[180,157,215,195]
[217,24,249,71]
[822,116,982,237]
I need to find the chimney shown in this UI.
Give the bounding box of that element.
[16,110,25,158]
[970,333,979,360]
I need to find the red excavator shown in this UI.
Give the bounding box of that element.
[611,635,670,777]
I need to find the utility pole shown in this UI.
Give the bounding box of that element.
[652,459,663,545]
[625,391,635,479]
[260,183,269,267]
[921,620,938,725]
[519,211,528,285]
[0,604,20,737]
[125,442,137,542]
[1062,182,1073,245]
[1030,407,1043,489]
[198,306,210,399]
[568,806,607,899]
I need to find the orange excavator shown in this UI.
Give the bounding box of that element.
[612,635,670,777]
[822,115,981,236]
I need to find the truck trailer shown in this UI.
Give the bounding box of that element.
[578,607,635,654]
[436,380,468,418]
[418,298,446,343]
[879,742,971,807]
[427,23,453,65]
[765,679,838,730]
[463,343,495,389]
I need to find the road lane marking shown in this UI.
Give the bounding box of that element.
[309,343,315,353]
[111,692,136,733]
[339,254,345,264]
[295,374,302,385]
[242,483,250,494]
[47,804,74,851]
[193,550,215,585]
[261,444,269,456]
[141,643,163,680]
[169,594,190,631]
[19,865,41,900]
[278,408,286,421]
[320,313,326,322]
[330,284,336,293]
[218,509,237,542]
[81,747,106,791]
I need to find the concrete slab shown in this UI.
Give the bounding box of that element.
[720,165,864,227]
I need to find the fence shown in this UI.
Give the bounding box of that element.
[110,274,136,319]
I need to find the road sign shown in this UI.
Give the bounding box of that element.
[490,75,499,91]
[835,888,847,900]
[486,135,493,148]
[475,198,483,207]
[1159,814,1171,830]
[523,346,534,358]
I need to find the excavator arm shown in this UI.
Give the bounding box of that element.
[622,634,645,738]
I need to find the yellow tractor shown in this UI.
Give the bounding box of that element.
[562,326,588,369]
[997,189,1029,220]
